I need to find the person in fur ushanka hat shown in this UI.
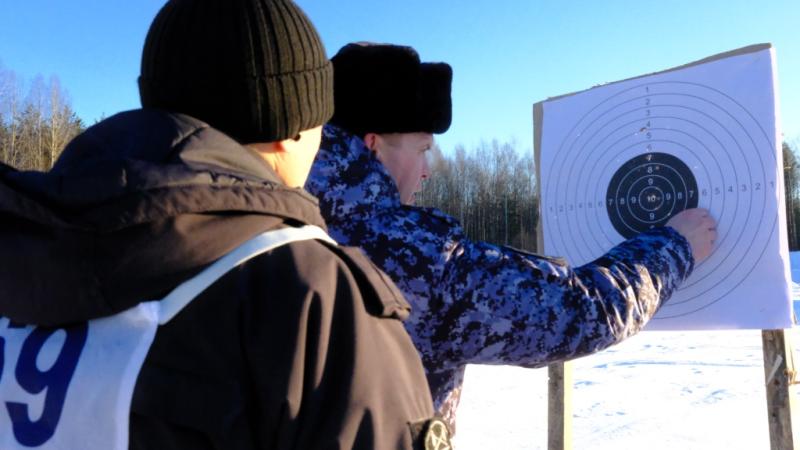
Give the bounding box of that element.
[306,41,717,434]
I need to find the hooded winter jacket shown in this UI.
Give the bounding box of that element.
[305,124,695,430]
[0,110,442,450]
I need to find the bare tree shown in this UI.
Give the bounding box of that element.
[784,141,800,250]
[0,64,22,166]
[419,140,539,251]
[0,67,83,171]
[45,76,81,169]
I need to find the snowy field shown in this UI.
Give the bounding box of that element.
[454,254,800,449]
[455,329,798,449]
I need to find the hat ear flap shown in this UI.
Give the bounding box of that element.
[419,63,453,134]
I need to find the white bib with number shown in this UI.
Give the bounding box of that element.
[0,225,335,449]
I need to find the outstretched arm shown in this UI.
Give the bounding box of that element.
[355,205,714,375]
[411,215,704,373]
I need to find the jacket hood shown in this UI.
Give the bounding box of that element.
[0,109,326,326]
[305,124,401,243]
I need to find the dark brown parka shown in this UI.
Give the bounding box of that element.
[0,109,439,449]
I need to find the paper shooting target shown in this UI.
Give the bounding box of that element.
[535,45,792,330]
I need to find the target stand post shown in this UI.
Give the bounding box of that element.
[547,362,573,450]
[762,329,799,449]
[534,104,573,450]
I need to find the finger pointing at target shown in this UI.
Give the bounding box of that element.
[666,208,718,263]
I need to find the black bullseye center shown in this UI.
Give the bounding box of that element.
[607,152,698,238]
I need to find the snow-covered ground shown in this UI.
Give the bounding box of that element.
[455,329,798,449]
[454,253,800,449]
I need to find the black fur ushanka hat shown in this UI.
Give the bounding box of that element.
[329,43,452,137]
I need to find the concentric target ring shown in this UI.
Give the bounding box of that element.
[607,153,698,239]
[541,80,777,319]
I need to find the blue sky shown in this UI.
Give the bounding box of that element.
[1,0,797,154]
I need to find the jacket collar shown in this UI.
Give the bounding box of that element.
[0,109,327,325]
[306,124,401,227]
[2,109,326,231]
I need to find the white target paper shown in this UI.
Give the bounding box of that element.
[534,44,792,330]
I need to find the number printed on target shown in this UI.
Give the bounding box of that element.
[535,44,792,330]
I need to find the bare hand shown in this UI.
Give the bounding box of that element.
[665,208,717,263]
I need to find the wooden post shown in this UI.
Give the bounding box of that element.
[548,361,573,450]
[762,329,798,450]
[535,102,574,450]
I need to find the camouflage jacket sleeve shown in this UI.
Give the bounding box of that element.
[365,206,695,373]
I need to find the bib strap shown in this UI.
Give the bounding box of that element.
[158,225,336,324]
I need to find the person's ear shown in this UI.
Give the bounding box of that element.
[363,133,380,153]
[273,134,303,154]
[271,140,288,153]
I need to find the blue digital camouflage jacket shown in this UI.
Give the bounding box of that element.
[305,124,694,430]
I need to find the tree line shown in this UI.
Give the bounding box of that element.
[2,63,800,254]
[783,141,800,250]
[418,140,539,251]
[420,139,800,253]
[0,65,84,171]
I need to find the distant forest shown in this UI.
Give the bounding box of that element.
[417,141,539,251]
[2,65,800,253]
[419,140,800,253]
